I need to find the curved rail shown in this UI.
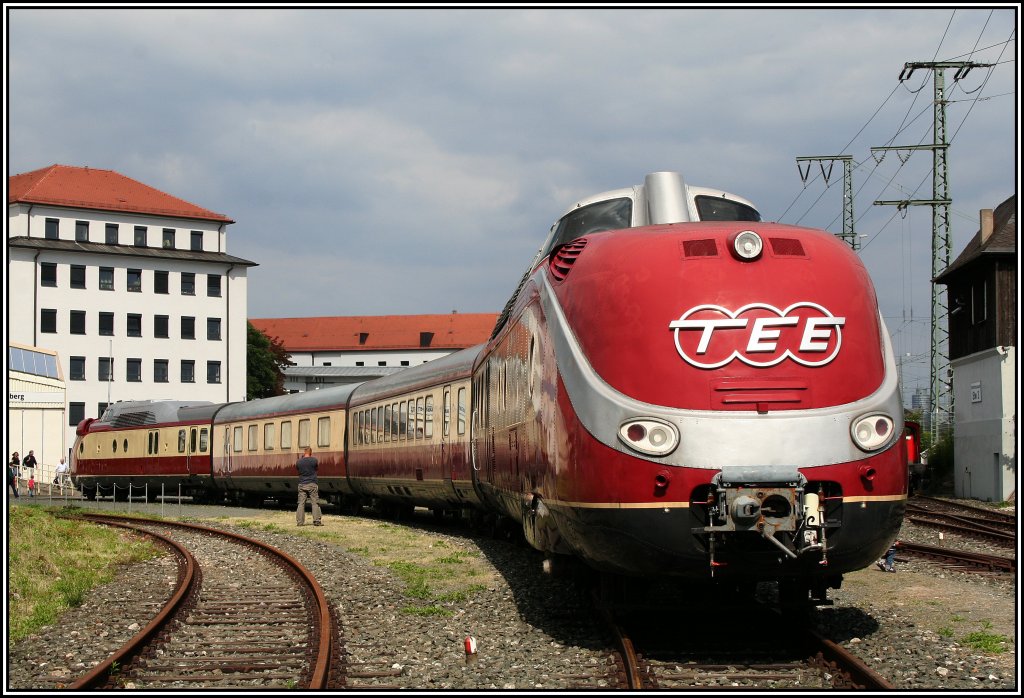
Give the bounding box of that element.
[65,514,333,689]
[68,518,196,689]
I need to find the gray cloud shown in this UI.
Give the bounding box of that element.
[7,6,1018,402]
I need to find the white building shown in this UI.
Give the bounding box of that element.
[7,164,255,458]
[250,313,498,392]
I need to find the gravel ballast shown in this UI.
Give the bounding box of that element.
[6,497,1017,692]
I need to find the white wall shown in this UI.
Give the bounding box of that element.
[951,346,1016,502]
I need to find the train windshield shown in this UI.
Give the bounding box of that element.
[542,197,633,259]
[695,195,761,222]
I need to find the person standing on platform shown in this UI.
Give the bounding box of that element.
[295,447,323,527]
[22,450,37,472]
[8,456,19,498]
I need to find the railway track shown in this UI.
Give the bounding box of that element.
[64,514,335,690]
[591,583,892,691]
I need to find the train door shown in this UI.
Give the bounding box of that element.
[442,386,454,492]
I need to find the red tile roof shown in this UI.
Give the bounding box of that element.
[250,313,499,352]
[8,164,233,223]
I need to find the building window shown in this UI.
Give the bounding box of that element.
[70,356,86,381]
[400,360,410,366]
[378,361,387,366]
[70,265,86,289]
[99,267,114,290]
[181,272,195,295]
[76,220,89,242]
[134,226,147,247]
[99,312,114,336]
[207,317,221,341]
[181,316,196,340]
[356,361,364,367]
[127,269,142,292]
[45,218,59,239]
[69,402,85,427]
[154,315,169,338]
[105,223,119,245]
[41,263,57,287]
[191,231,203,251]
[154,359,169,383]
[207,274,222,297]
[98,402,110,419]
[127,358,142,382]
[41,309,57,333]
[207,361,221,384]
[127,314,142,337]
[181,360,195,383]
[70,310,86,335]
[162,228,176,249]
[98,357,113,381]
[154,270,169,294]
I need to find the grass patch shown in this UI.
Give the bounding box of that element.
[401,604,453,617]
[8,505,160,643]
[962,632,1009,653]
[938,626,954,638]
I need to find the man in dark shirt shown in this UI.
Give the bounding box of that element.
[295,447,322,526]
[22,450,37,471]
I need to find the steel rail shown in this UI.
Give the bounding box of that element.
[67,517,196,689]
[65,514,333,689]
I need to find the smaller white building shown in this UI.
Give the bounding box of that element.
[8,343,67,478]
[950,347,1016,502]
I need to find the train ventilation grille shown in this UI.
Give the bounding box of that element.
[111,411,156,427]
[682,239,718,257]
[549,238,588,281]
[769,237,806,256]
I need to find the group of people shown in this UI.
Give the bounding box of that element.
[8,450,70,498]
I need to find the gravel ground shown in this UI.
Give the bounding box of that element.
[6,495,1018,693]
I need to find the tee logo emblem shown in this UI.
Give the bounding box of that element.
[669,302,845,369]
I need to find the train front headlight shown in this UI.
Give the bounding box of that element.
[729,230,763,261]
[618,418,679,456]
[851,413,895,452]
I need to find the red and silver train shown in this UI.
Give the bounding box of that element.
[73,171,907,602]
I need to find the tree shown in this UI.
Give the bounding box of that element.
[247,322,291,400]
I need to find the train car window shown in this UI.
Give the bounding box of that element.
[224,427,231,453]
[233,426,243,453]
[147,432,153,455]
[191,429,198,453]
[178,430,186,454]
[399,402,408,439]
[318,416,331,448]
[457,388,467,435]
[298,419,310,449]
[425,395,434,438]
[416,397,425,439]
[248,424,258,451]
[369,408,377,444]
[264,423,275,450]
[281,420,293,450]
[391,403,399,439]
[123,438,128,453]
[200,429,208,452]
[542,197,632,260]
[377,408,385,443]
[384,405,392,442]
[443,389,451,437]
[694,195,761,222]
[112,439,118,453]
[355,411,362,446]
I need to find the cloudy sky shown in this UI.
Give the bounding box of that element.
[6,5,1019,402]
